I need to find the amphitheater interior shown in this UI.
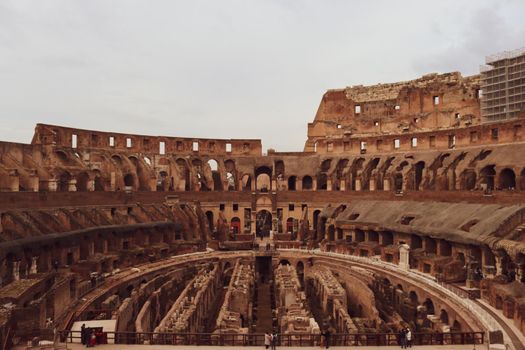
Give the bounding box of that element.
[1,69,525,349]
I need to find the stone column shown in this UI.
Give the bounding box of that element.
[369,179,376,191]
[340,180,346,191]
[495,255,504,276]
[399,244,410,270]
[13,261,20,281]
[355,179,362,191]
[383,178,391,191]
[327,179,332,191]
[68,179,77,192]
[29,257,38,275]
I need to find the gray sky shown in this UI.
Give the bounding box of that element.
[1,0,524,151]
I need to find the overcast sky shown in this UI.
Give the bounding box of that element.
[1,0,524,151]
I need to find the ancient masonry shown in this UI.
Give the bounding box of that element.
[0,48,524,349]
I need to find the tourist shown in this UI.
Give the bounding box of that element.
[324,328,331,349]
[405,328,412,348]
[80,324,86,345]
[264,332,271,349]
[398,328,406,348]
[271,331,278,350]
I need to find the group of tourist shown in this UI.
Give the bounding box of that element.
[399,327,413,348]
[264,331,278,349]
[80,324,104,347]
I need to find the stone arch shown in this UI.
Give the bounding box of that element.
[409,290,418,304]
[157,171,169,191]
[423,298,435,314]
[440,309,449,324]
[499,168,516,190]
[414,161,425,190]
[317,173,328,190]
[479,165,496,191]
[255,166,272,192]
[393,173,403,192]
[230,217,241,235]
[256,209,272,237]
[460,169,477,190]
[76,172,90,192]
[302,175,313,190]
[123,173,134,188]
[57,171,72,192]
[286,217,294,233]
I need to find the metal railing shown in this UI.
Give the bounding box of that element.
[61,330,484,347]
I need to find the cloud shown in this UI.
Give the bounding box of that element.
[0,0,524,151]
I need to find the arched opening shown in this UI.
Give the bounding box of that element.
[499,168,516,190]
[157,171,168,191]
[230,217,241,235]
[479,165,496,191]
[124,174,134,187]
[255,166,272,192]
[302,175,313,190]
[241,174,252,191]
[461,169,477,190]
[394,173,403,192]
[94,176,104,191]
[317,173,328,190]
[212,172,223,191]
[439,309,449,324]
[256,210,272,237]
[205,211,214,233]
[423,298,435,314]
[414,161,425,190]
[279,259,290,265]
[286,218,294,233]
[57,171,71,192]
[409,291,418,304]
[288,176,297,191]
[224,160,236,191]
[76,172,90,192]
[208,159,218,171]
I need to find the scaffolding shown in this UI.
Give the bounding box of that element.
[481,48,525,121]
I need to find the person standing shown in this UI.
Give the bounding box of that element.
[406,328,412,348]
[264,332,271,349]
[398,328,406,349]
[324,328,331,349]
[80,324,86,345]
[271,331,277,350]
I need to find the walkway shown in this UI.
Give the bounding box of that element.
[255,281,273,333]
[44,344,487,350]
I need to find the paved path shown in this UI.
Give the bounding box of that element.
[56,344,486,350]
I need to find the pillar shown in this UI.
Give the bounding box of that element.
[355,179,362,191]
[383,178,391,191]
[68,179,77,192]
[29,256,38,275]
[340,180,346,191]
[399,244,410,270]
[369,179,376,191]
[327,179,332,191]
[495,255,504,276]
[13,260,20,281]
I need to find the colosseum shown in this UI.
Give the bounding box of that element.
[1,48,525,350]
